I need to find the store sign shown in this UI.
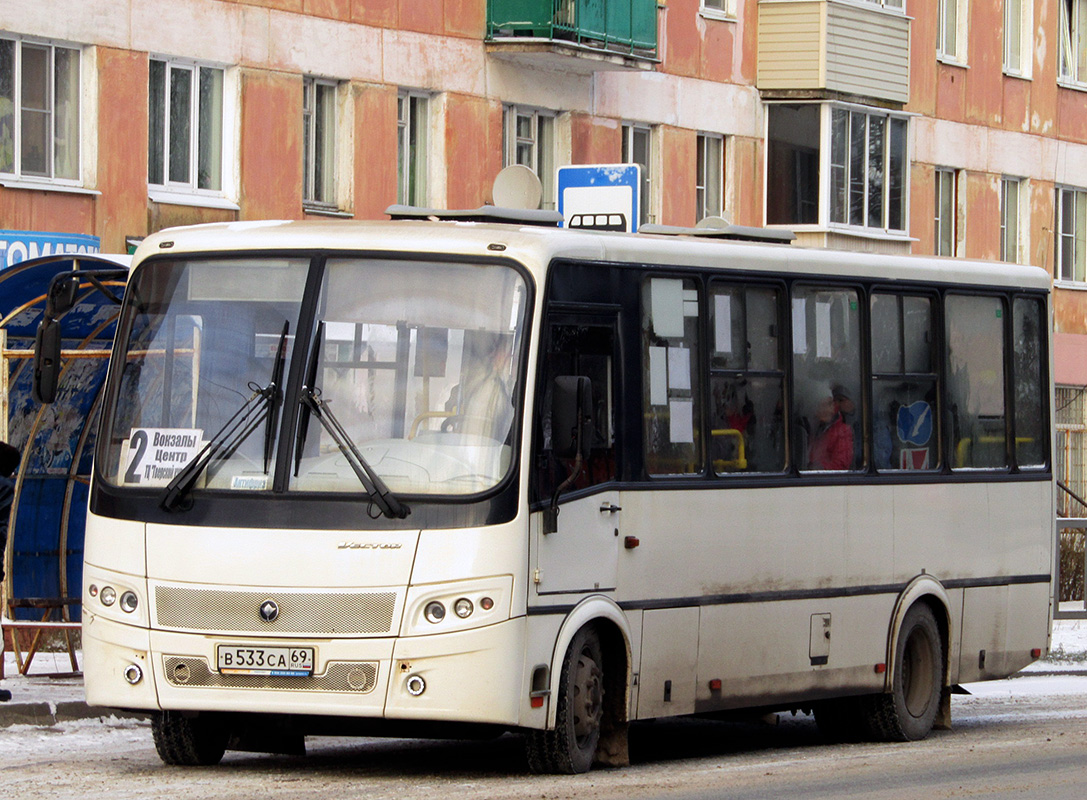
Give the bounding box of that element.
[0,229,100,269]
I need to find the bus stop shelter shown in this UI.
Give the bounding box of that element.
[0,254,129,667]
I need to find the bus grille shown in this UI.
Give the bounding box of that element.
[163,656,378,693]
[154,586,397,635]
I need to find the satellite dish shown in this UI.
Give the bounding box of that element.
[492,165,544,211]
[696,214,733,229]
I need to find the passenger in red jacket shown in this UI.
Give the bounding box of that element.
[808,391,854,470]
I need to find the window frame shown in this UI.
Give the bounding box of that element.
[1059,0,1087,87]
[1003,0,1032,78]
[1000,176,1023,264]
[147,56,227,199]
[696,133,725,223]
[937,0,966,64]
[502,104,557,211]
[700,0,738,20]
[1056,185,1087,284]
[934,168,958,257]
[827,105,909,234]
[0,34,82,186]
[622,122,655,227]
[302,77,339,212]
[397,90,429,207]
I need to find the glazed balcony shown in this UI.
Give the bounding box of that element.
[757,0,910,105]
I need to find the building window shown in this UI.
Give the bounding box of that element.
[829,108,908,232]
[148,58,224,192]
[1057,187,1087,283]
[1003,0,1030,76]
[623,123,654,226]
[397,91,428,207]
[696,134,724,222]
[701,0,737,18]
[0,36,81,182]
[937,0,961,61]
[1060,0,1087,85]
[935,169,957,256]
[503,105,555,210]
[1000,177,1021,263]
[303,78,337,209]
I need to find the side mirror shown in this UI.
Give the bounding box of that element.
[46,273,81,318]
[33,318,62,404]
[552,375,593,461]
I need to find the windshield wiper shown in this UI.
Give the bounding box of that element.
[294,322,410,520]
[160,322,289,512]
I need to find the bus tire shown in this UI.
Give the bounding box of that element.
[151,710,228,766]
[864,603,944,742]
[526,625,604,774]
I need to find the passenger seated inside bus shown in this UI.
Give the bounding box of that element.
[444,332,515,442]
[807,386,855,471]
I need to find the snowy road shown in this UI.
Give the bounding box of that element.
[2,673,1087,800]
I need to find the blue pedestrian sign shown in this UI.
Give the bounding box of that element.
[557,164,641,232]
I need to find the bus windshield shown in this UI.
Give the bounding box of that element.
[101,255,528,499]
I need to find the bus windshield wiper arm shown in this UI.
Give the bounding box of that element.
[160,322,290,512]
[294,322,409,520]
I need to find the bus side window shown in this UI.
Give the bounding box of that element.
[871,293,938,471]
[792,286,863,472]
[708,283,786,474]
[946,294,1007,469]
[642,278,702,476]
[1013,296,1047,469]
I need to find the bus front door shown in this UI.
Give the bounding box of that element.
[533,317,621,597]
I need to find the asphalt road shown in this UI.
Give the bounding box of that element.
[3,677,1087,800]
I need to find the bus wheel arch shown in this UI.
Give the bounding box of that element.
[874,582,953,740]
[528,600,631,772]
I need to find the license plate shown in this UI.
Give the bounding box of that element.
[216,645,314,676]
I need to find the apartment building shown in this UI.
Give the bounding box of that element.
[2,1,1087,457]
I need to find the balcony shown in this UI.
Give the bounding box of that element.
[757,0,910,105]
[487,0,659,73]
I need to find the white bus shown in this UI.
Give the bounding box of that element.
[42,214,1053,773]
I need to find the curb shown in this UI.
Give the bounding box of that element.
[0,700,148,728]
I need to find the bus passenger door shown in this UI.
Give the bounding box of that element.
[533,316,621,596]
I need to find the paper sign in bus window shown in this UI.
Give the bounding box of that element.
[792,298,807,355]
[122,428,203,486]
[650,278,685,338]
[667,347,691,391]
[715,294,732,354]
[816,302,832,358]
[649,346,668,405]
[669,399,694,444]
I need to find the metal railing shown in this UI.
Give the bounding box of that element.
[1056,481,1087,620]
[487,0,658,57]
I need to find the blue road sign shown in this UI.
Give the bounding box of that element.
[557,164,641,232]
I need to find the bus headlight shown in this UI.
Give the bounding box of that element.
[119,591,139,613]
[424,602,446,624]
[453,598,473,618]
[100,586,117,607]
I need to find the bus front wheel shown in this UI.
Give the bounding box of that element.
[866,602,944,741]
[152,710,229,766]
[526,625,604,774]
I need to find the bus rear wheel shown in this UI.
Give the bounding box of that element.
[865,603,944,742]
[152,710,229,766]
[526,625,604,774]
